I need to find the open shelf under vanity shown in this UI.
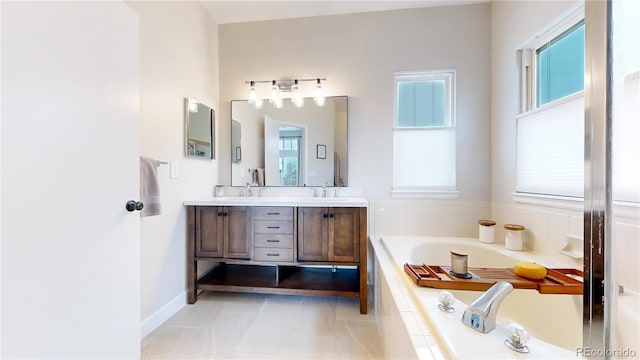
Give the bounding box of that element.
[197,263,361,298]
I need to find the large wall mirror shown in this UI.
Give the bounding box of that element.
[231,96,348,187]
[184,98,214,159]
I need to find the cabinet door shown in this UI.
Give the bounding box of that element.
[196,206,224,257]
[225,206,252,259]
[330,208,360,263]
[297,207,329,261]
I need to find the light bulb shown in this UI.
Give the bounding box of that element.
[273,97,283,109]
[291,80,303,108]
[314,78,325,106]
[270,80,279,105]
[188,100,198,113]
[248,81,257,105]
[254,98,263,109]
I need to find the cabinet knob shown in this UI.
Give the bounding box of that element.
[125,200,144,212]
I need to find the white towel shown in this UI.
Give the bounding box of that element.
[140,156,161,217]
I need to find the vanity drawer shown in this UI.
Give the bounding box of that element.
[253,248,294,262]
[252,207,293,221]
[254,234,294,248]
[253,220,294,234]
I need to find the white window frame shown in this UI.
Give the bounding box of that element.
[394,70,455,128]
[391,70,458,199]
[518,6,585,113]
[513,5,586,208]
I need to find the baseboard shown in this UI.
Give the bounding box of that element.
[141,291,186,338]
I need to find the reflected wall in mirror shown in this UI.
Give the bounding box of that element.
[231,96,348,187]
[231,120,241,163]
[185,98,214,159]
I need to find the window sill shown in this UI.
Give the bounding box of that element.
[390,189,459,199]
[512,192,583,211]
[512,192,640,219]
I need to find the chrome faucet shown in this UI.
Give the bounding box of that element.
[461,281,513,333]
[322,182,327,197]
[240,182,252,197]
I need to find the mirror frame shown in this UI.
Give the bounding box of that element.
[184,98,215,160]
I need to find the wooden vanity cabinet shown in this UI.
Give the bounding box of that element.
[224,206,252,259]
[298,207,360,263]
[194,206,251,259]
[252,207,295,262]
[187,204,368,314]
[194,206,223,257]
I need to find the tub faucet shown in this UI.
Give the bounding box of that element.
[461,281,513,334]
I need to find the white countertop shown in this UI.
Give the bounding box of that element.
[183,196,368,207]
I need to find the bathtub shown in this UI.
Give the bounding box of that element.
[371,235,582,359]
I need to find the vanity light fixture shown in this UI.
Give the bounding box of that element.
[291,79,303,107]
[248,81,257,105]
[314,78,325,107]
[245,78,327,109]
[273,96,283,109]
[269,80,280,105]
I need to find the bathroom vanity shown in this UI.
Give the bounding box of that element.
[184,196,368,314]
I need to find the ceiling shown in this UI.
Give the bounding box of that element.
[201,0,488,25]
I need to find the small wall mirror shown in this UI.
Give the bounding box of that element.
[231,96,347,187]
[185,98,214,159]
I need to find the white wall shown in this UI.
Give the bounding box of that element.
[219,4,491,202]
[126,1,220,334]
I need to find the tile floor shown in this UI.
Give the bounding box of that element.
[142,290,383,359]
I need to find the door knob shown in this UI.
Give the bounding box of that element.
[126,200,144,212]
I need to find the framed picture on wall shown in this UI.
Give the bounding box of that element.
[316,144,326,159]
[234,146,241,162]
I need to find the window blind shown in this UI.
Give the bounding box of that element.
[613,71,640,203]
[516,94,584,198]
[393,128,456,190]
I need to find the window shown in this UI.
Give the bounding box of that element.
[396,71,453,127]
[537,21,585,107]
[392,70,457,198]
[516,6,585,200]
[520,9,585,113]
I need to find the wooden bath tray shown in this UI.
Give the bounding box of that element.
[404,263,583,295]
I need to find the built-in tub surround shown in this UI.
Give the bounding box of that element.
[371,235,580,359]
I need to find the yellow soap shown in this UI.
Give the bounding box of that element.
[514,262,547,280]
